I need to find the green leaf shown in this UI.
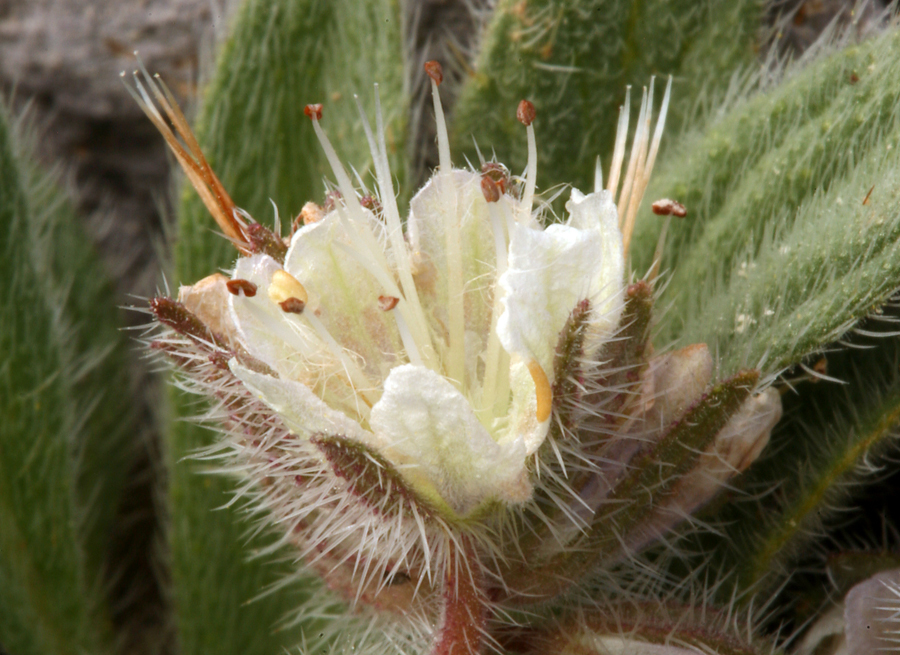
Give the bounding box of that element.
[703,326,900,597]
[164,0,404,652]
[633,28,900,374]
[451,0,763,197]
[0,106,134,654]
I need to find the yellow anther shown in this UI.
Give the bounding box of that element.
[527,360,552,423]
[268,270,309,305]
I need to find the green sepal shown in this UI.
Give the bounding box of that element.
[590,280,654,423]
[700,322,900,598]
[312,434,441,520]
[508,603,774,655]
[502,370,758,600]
[593,369,759,556]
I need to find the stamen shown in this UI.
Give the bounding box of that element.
[651,198,686,217]
[425,61,451,173]
[527,360,552,423]
[425,60,465,389]
[481,176,502,204]
[480,193,512,423]
[607,86,631,199]
[279,298,306,314]
[378,295,400,311]
[305,105,369,225]
[593,156,604,194]
[331,241,424,367]
[354,90,437,370]
[266,269,377,406]
[517,100,537,221]
[307,102,435,371]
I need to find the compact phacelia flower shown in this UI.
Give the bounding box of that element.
[133,61,782,654]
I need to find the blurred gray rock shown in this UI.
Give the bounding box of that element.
[0,0,232,298]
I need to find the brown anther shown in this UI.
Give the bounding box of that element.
[378,295,400,311]
[226,279,258,297]
[424,60,443,85]
[481,162,510,194]
[863,184,875,205]
[850,72,860,84]
[323,190,343,212]
[651,198,687,217]
[279,297,306,314]
[296,201,324,231]
[360,195,382,213]
[304,103,323,121]
[481,175,501,203]
[516,100,536,126]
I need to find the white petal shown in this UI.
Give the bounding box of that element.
[230,360,375,446]
[845,569,900,653]
[229,254,326,379]
[285,212,404,379]
[407,170,501,367]
[369,364,530,516]
[498,188,624,378]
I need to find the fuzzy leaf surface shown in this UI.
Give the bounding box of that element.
[701,322,900,597]
[452,0,763,196]
[632,28,900,374]
[0,106,132,655]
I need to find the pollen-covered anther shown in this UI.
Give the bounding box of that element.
[296,201,324,228]
[527,360,552,422]
[516,99,536,126]
[225,278,258,297]
[378,295,399,311]
[651,198,687,217]
[481,175,501,203]
[304,103,323,121]
[268,269,309,307]
[423,60,443,85]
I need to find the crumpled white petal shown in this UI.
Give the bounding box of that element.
[407,171,503,372]
[496,188,624,452]
[285,211,405,380]
[230,360,375,447]
[229,254,327,380]
[369,364,530,515]
[498,188,624,376]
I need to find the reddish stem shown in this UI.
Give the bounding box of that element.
[430,538,488,655]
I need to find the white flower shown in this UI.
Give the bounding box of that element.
[143,64,670,521]
[218,96,644,518]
